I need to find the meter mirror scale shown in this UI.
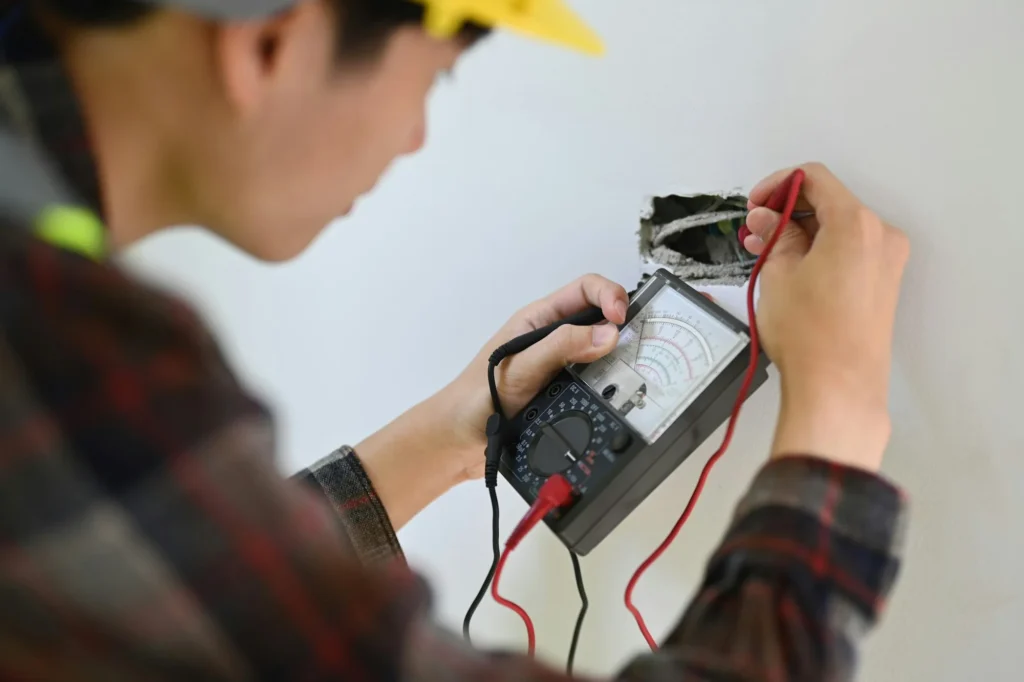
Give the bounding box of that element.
[500,269,770,555]
[578,285,749,443]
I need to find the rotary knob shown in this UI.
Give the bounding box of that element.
[528,411,592,476]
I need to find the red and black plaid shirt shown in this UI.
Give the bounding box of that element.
[0,8,907,681]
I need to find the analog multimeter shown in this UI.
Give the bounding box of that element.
[499,268,770,555]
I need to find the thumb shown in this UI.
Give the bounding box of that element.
[509,323,619,387]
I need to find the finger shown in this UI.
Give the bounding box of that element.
[747,207,821,244]
[745,207,781,240]
[534,274,629,327]
[748,166,802,208]
[748,163,859,218]
[509,323,619,387]
[743,233,765,256]
[744,208,809,262]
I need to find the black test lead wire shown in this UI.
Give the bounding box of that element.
[567,552,588,674]
[463,297,635,673]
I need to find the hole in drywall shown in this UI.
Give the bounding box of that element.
[660,229,727,266]
[648,194,745,224]
[639,191,755,286]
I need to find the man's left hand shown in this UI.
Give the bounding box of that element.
[442,274,628,481]
[355,274,627,529]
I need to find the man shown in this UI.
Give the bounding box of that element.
[0,1,910,680]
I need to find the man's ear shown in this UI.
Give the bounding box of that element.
[213,7,315,116]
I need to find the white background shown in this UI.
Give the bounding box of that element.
[124,0,1024,678]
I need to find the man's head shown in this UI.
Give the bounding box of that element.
[37,0,601,261]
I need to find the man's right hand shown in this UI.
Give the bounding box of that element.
[743,163,910,473]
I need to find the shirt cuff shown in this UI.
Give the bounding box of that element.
[296,446,404,567]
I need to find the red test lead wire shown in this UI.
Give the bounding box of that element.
[491,473,575,657]
[623,170,808,651]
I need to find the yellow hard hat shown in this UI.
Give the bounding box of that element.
[412,0,604,56]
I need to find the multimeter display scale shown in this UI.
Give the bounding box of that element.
[499,269,770,556]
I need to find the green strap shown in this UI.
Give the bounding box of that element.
[33,205,106,261]
[0,130,105,258]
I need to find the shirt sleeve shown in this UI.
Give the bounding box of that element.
[399,456,907,682]
[3,235,424,680]
[293,446,404,567]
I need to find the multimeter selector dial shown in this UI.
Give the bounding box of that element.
[528,411,591,476]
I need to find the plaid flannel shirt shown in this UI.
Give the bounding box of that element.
[0,9,907,681]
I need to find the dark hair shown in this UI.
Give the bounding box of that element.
[37,0,489,59]
[34,0,152,24]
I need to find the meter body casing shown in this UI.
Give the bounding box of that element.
[498,269,770,556]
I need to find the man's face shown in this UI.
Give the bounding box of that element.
[208,3,466,260]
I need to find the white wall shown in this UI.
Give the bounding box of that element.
[123,0,1024,679]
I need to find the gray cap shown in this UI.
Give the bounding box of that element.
[140,0,299,19]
